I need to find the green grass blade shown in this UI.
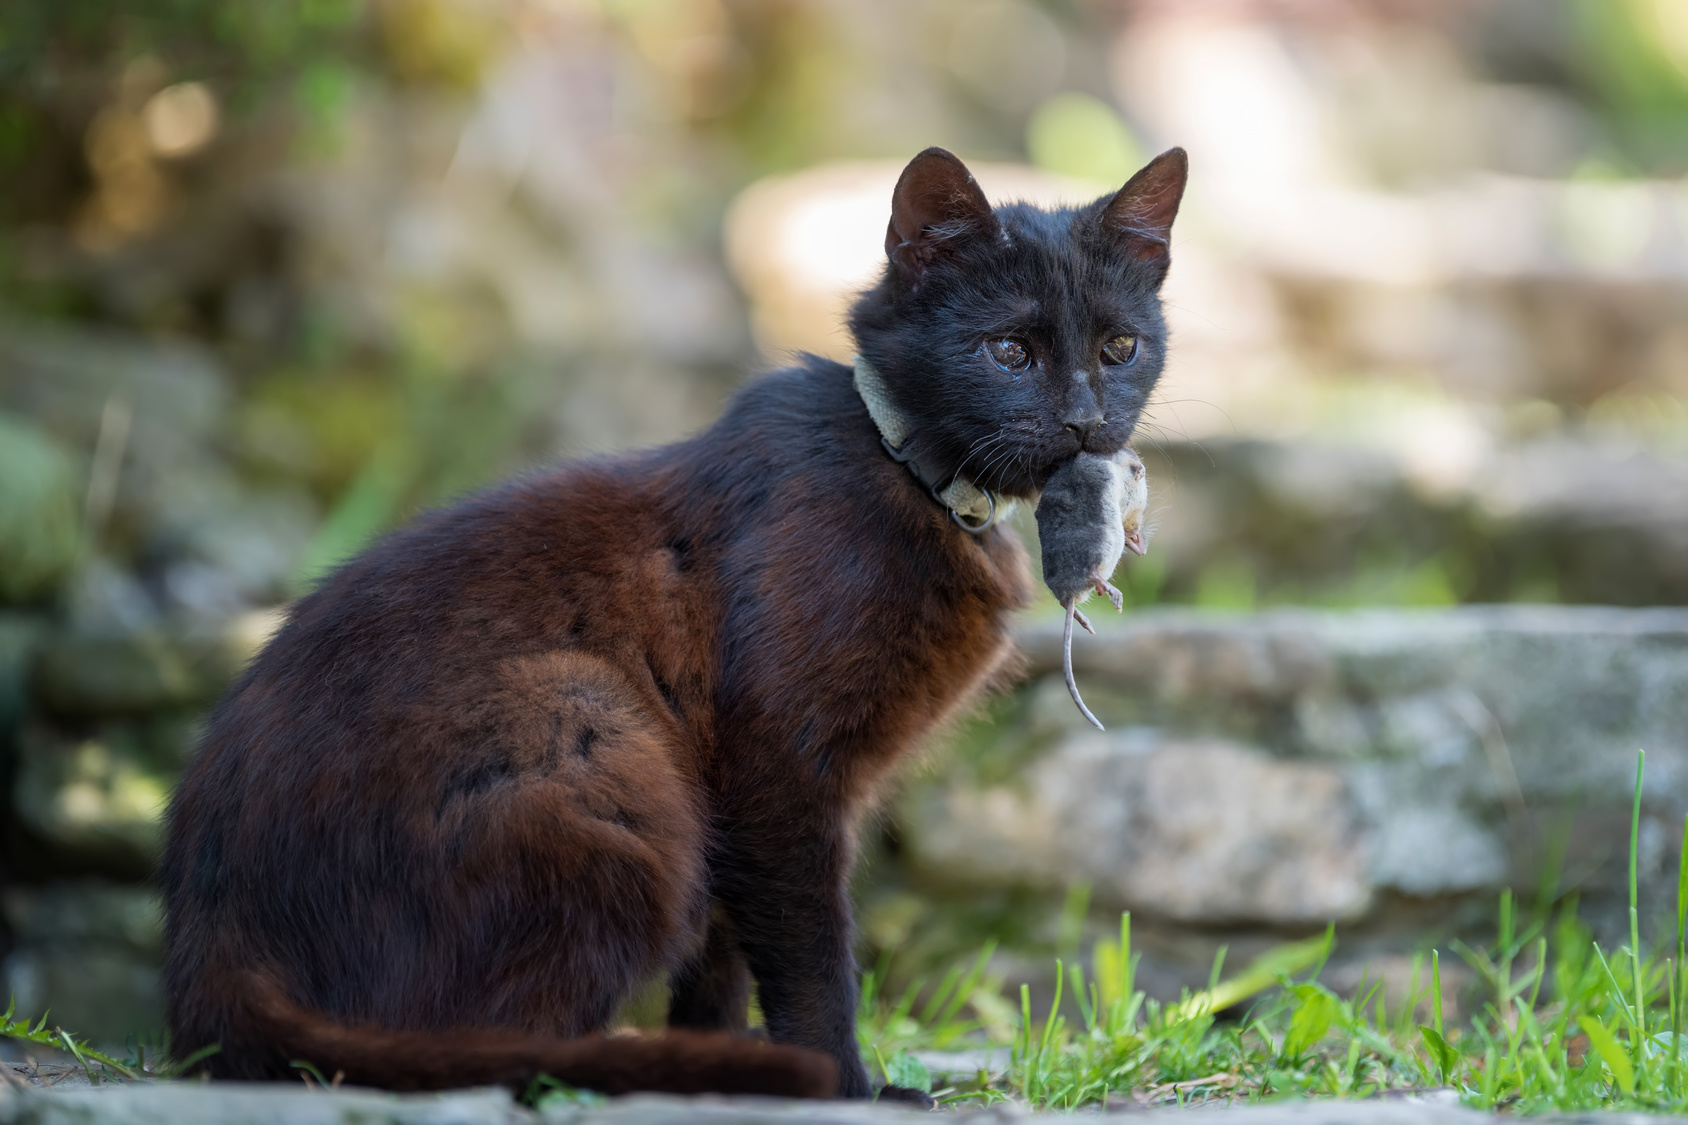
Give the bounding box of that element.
[1169,930,1330,1022]
[1592,942,1637,1029]
[1630,749,1647,1069]
[1677,811,1688,1075]
[918,963,964,1026]
[1418,1024,1457,1084]
[1581,1013,1636,1096]
[1432,950,1444,1037]
[1207,945,1228,994]
[161,1043,220,1078]
[57,1030,98,1084]
[1039,958,1065,1063]
[1120,912,1133,1000]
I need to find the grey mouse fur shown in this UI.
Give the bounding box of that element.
[1035,449,1149,730]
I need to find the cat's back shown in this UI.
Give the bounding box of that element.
[223,457,663,729]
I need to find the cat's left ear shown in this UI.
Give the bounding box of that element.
[1101,147,1187,284]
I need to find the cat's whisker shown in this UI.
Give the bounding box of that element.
[959,428,1004,461]
[955,430,1009,478]
[971,439,1012,477]
[976,441,1022,487]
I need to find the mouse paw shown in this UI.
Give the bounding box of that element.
[1073,607,1095,635]
[1092,575,1124,611]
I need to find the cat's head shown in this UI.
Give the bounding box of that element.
[848,145,1186,500]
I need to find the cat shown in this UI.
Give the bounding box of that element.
[158,143,1186,1099]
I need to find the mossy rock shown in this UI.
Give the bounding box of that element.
[0,413,81,605]
[13,723,176,872]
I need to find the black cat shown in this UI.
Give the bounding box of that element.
[159,145,1186,1099]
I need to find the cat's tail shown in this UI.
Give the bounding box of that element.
[220,970,838,1097]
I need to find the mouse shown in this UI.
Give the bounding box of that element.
[1035,448,1149,731]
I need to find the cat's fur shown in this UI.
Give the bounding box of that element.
[159,145,1186,1097]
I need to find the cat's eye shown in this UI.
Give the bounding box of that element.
[1102,335,1140,365]
[985,338,1031,373]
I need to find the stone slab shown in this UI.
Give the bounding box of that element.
[3,1084,1687,1124]
[902,606,1688,927]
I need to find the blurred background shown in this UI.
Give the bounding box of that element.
[5,0,1688,1049]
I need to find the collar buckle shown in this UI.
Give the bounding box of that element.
[880,438,998,533]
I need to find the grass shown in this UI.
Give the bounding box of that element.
[858,748,1688,1113]
[0,999,218,1083]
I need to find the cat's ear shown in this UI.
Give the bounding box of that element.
[1101,147,1187,282]
[885,147,1000,286]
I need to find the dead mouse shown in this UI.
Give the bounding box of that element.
[1035,448,1150,730]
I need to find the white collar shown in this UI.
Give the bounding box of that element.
[852,355,998,530]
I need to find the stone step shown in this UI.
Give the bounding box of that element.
[898,606,1688,947]
[4,1084,1682,1125]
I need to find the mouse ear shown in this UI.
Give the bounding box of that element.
[1101,147,1187,285]
[885,147,1000,288]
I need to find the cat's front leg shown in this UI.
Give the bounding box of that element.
[712,810,873,1098]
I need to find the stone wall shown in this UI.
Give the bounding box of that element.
[890,606,1688,996]
[1134,439,1688,609]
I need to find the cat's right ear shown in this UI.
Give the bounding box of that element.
[885,147,1000,287]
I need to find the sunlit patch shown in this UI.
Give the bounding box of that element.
[143,82,220,158]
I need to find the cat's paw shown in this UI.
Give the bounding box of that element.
[876,1084,937,1110]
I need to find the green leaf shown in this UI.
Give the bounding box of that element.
[1169,929,1330,1022]
[1283,985,1338,1057]
[1418,1025,1458,1080]
[1581,1014,1635,1095]
[883,1050,932,1094]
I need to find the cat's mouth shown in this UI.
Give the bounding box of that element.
[948,416,1136,496]
[1079,419,1137,459]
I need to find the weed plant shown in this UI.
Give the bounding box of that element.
[860,749,1688,1113]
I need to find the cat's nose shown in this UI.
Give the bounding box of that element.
[1063,412,1103,445]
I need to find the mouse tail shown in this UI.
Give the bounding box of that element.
[192,969,837,1098]
[1063,601,1105,732]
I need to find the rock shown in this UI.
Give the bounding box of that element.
[4,882,163,956]
[0,1084,529,1124]
[904,606,1688,931]
[0,614,45,736]
[0,413,81,605]
[2,882,164,1047]
[907,1048,1008,1084]
[1133,438,1688,609]
[12,723,175,872]
[905,734,1371,924]
[0,318,316,621]
[33,631,216,717]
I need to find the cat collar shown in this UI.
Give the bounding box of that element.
[852,356,999,533]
